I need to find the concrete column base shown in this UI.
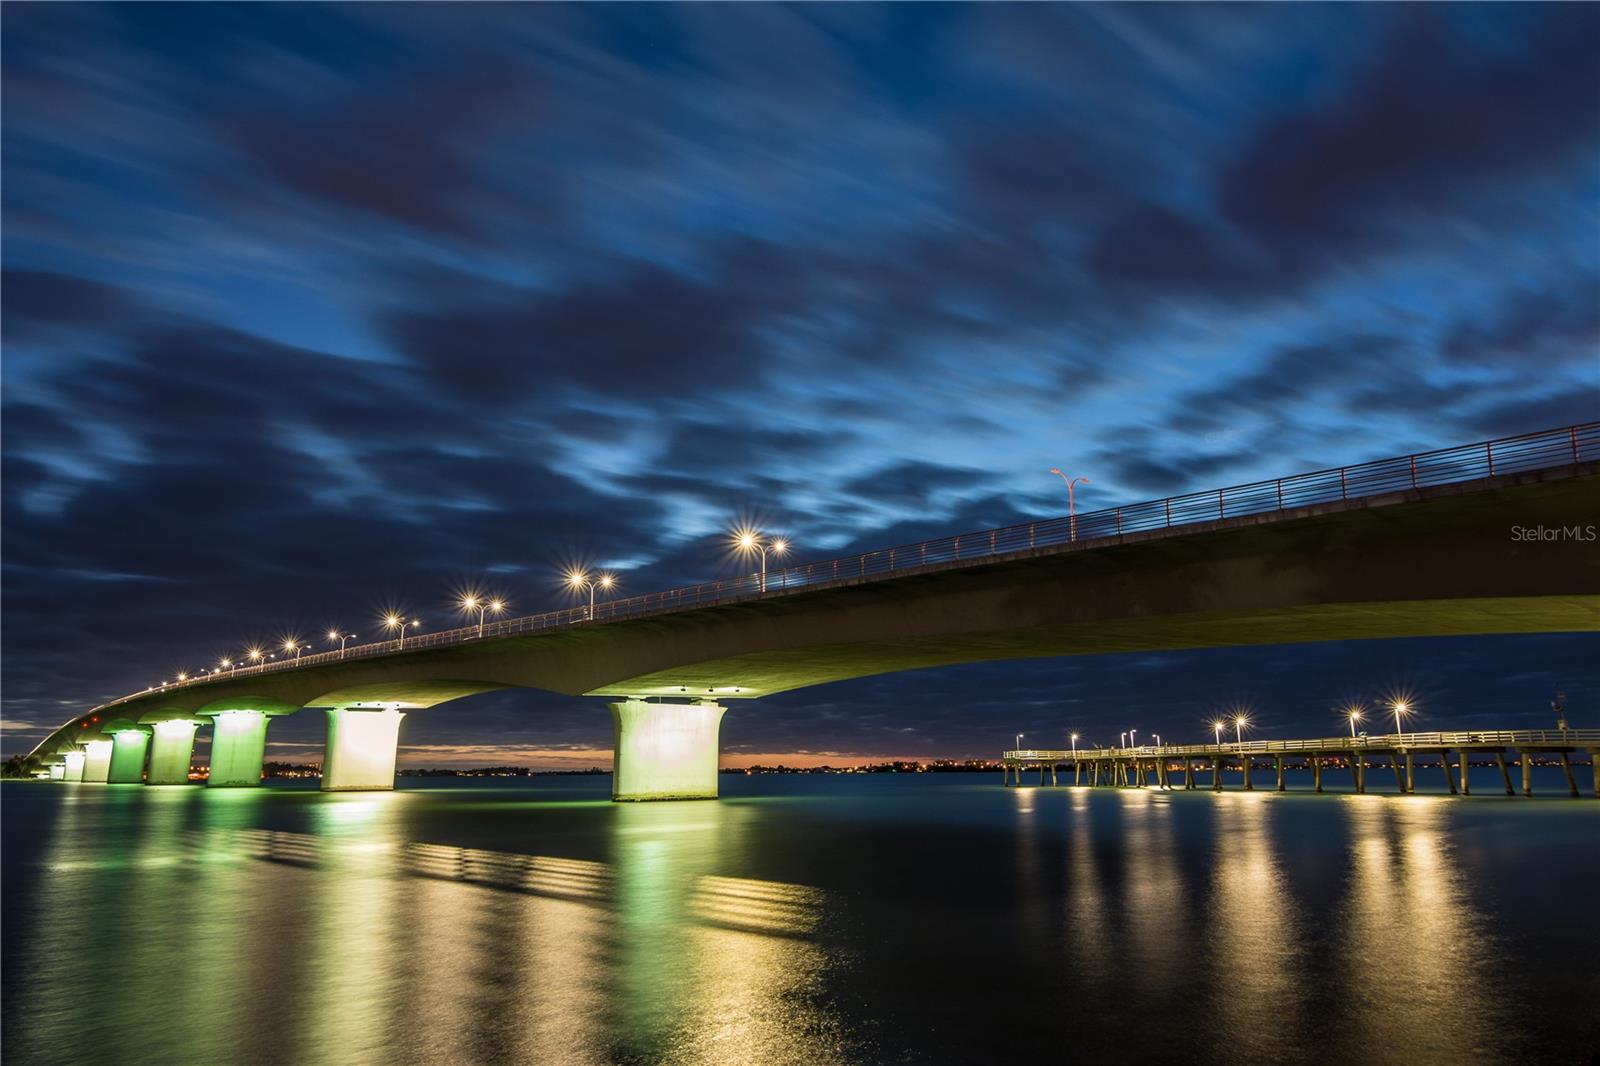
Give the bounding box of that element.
[62,751,86,782]
[108,730,152,783]
[322,708,405,791]
[82,740,114,783]
[148,720,200,784]
[207,711,269,787]
[609,699,726,801]
[48,764,66,780]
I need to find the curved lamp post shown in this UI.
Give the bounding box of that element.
[1048,469,1090,542]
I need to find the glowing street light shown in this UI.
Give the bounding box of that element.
[733,528,790,592]
[565,570,615,620]
[458,594,508,637]
[219,657,234,674]
[176,672,188,682]
[282,638,307,663]
[1345,704,1364,738]
[327,630,357,657]
[1212,719,1225,747]
[1015,732,1024,753]
[1153,733,1161,748]
[1070,732,1079,760]
[1048,469,1091,542]
[1234,714,1249,746]
[383,614,420,648]
[246,647,264,670]
[1391,699,1410,738]
[1130,729,1138,748]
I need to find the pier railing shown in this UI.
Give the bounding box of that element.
[1005,729,1600,762]
[92,422,1597,714]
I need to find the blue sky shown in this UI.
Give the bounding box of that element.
[3,4,1596,766]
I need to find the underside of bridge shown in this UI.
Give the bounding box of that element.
[25,463,1600,799]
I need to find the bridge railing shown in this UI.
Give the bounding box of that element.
[93,422,1597,715]
[1005,729,1600,761]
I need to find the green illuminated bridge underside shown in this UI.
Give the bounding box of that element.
[32,463,1598,748]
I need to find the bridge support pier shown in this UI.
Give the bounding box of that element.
[1212,755,1222,791]
[1520,751,1533,797]
[207,711,268,787]
[1458,752,1470,796]
[107,730,151,783]
[322,708,405,791]
[1352,752,1365,794]
[48,763,66,780]
[1390,752,1405,794]
[1494,751,1513,795]
[62,750,86,782]
[148,720,199,785]
[1275,755,1285,792]
[1557,751,1578,798]
[1312,754,1323,793]
[1242,754,1253,791]
[1442,752,1458,795]
[1184,758,1194,789]
[1404,751,1415,794]
[1591,750,1600,798]
[609,699,726,801]
[82,739,113,782]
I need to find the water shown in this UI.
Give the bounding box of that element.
[4,773,1597,1065]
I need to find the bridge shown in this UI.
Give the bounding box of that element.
[1003,729,1600,797]
[20,423,1600,799]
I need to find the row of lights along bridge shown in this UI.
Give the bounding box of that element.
[1016,700,1415,753]
[146,527,791,691]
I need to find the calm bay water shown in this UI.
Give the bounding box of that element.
[4,772,1597,1065]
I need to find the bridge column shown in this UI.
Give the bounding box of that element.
[1519,751,1533,797]
[207,711,269,787]
[1442,752,1458,795]
[1591,750,1600,798]
[1275,754,1285,792]
[322,708,405,791]
[107,729,151,783]
[1212,754,1222,791]
[1404,751,1415,794]
[62,751,86,782]
[1352,752,1365,794]
[1312,754,1323,793]
[1458,751,1470,796]
[1184,758,1194,789]
[1557,751,1578,798]
[1390,752,1405,794]
[1494,750,1513,795]
[609,699,726,801]
[48,763,66,780]
[82,739,114,782]
[1242,753,1253,791]
[148,720,200,785]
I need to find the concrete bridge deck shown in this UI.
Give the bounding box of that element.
[1004,729,1600,797]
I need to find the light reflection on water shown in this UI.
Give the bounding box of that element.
[3,777,1596,1065]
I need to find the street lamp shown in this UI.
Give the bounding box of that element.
[1345,705,1364,738]
[282,638,306,663]
[383,614,419,648]
[1153,733,1161,748]
[1070,732,1079,760]
[1212,719,1225,746]
[1391,700,1410,738]
[565,570,614,620]
[1015,732,1024,752]
[246,647,264,670]
[1234,714,1249,746]
[459,595,507,637]
[220,657,234,674]
[1130,728,1138,748]
[328,630,356,657]
[1048,469,1091,542]
[1120,731,1127,750]
[734,529,790,592]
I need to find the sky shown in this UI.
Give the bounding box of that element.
[3,3,1597,768]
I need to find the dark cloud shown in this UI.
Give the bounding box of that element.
[1218,6,1600,261]
[2,5,1595,759]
